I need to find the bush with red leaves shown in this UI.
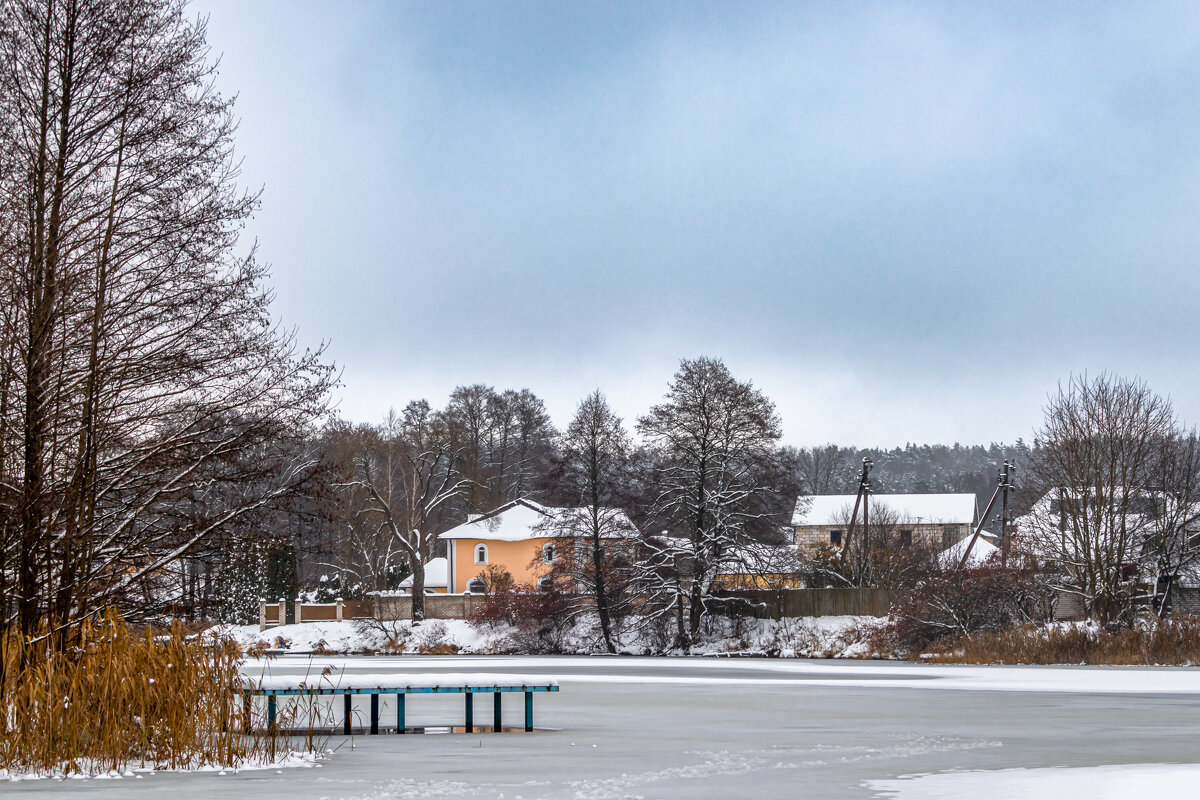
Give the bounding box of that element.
[470,566,573,652]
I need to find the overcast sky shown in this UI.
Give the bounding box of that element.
[194,1,1200,447]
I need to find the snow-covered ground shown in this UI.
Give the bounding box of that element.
[10,655,1200,798]
[214,614,881,658]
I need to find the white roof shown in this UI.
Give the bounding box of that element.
[938,533,999,569]
[792,493,978,527]
[438,498,640,542]
[398,557,448,589]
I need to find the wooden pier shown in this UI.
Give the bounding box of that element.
[242,673,559,734]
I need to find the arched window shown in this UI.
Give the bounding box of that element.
[537,577,553,593]
[474,544,488,565]
[466,578,487,594]
[542,542,556,563]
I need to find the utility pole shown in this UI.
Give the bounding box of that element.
[958,461,1013,572]
[840,458,873,583]
[1000,460,1015,567]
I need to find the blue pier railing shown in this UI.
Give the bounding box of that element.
[242,682,559,735]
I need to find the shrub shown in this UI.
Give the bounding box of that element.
[885,557,1050,654]
[924,616,1200,665]
[470,566,573,653]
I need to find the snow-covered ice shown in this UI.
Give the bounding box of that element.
[867,763,1200,799]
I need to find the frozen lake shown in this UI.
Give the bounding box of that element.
[8,655,1200,799]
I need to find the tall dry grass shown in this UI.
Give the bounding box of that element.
[0,611,285,777]
[923,616,1200,665]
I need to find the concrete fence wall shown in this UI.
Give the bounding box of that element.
[711,588,896,619]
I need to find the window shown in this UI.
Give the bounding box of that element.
[900,530,913,547]
[474,544,488,565]
[537,577,553,593]
[466,578,487,594]
[830,530,842,546]
[542,543,556,563]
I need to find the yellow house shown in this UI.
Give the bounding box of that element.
[438,498,639,594]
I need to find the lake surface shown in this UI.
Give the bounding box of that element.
[8,655,1200,799]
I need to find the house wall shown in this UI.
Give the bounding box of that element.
[449,537,555,592]
[795,523,970,553]
[1169,587,1200,615]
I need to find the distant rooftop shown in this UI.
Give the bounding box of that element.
[792,493,978,527]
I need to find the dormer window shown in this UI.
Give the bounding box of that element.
[474,544,488,565]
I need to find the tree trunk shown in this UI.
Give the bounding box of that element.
[593,533,615,653]
[411,559,425,623]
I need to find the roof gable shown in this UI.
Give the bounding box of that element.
[438,498,639,542]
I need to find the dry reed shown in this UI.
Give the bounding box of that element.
[923,616,1200,665]
[0,611,290,777]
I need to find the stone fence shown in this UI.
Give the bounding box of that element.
[259,588,901,630]
[375,593,486,622]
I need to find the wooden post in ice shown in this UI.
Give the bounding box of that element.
[336,598,344,622]
[258,599,267,631]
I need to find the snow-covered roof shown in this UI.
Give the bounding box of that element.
[438,498,640,542]
[792,493,978,527]
[938,533,999,569]
[398,557,448,589]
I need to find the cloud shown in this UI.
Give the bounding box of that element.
[195,0,1200,443]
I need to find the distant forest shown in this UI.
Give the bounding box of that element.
[792,442,1033,513]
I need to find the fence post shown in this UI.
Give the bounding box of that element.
[258,599,266,631]
[336,598,344,622]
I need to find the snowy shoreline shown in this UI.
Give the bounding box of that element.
[212,614,882,659]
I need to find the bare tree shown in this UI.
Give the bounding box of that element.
[793,444,854,494]
[0,0,333,639]
[536,390,636,653]
[1140,429,1200,616]
[342,403,470,622]
[636,357,782,645]
[445,384,556,509]
[1023,374,1176,623]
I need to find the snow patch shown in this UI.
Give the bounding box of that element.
[866,763,1200,799]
